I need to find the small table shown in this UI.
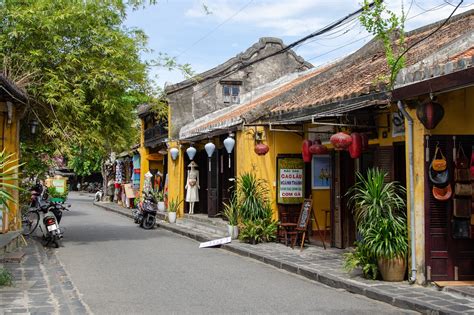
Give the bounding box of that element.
[279,222,297,246]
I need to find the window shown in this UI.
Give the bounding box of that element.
[222,84,240,104]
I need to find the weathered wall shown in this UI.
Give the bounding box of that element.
[167,38,311,139]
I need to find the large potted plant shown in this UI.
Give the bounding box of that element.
[222,194,239,239]
[346,168,408,281]
[167,197,182,224]
[0,150,23,232]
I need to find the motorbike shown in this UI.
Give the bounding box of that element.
[132,192,157,229]
[26,184,70,248]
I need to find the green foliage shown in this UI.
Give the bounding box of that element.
[1,0,153,155]
[239,205,278,244]
[167,197,182,213]
[47,186,68,200]
[0,267,13,286]
[67,146,103,177]
[19,142,54,180]
[222,194,240,226]
[359,0,406,87]
[236,172,270,221]
[0,150,23,212]
[149,188,163,203]
[343,241,379,280]
[344,168,408,278]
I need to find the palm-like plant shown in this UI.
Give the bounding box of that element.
[222,194,239,226]
[236,172,270,221]
[0,150,23,211]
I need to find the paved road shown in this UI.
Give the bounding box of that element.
[56,192,415,314]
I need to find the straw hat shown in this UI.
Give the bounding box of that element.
[188,161,198,168]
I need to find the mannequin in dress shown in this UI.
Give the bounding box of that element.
[185,161,199,214]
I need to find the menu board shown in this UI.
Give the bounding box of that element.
[277,156,305,204]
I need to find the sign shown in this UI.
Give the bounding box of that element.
[312,155,331,189]
[277,156,305,204]
[52,179,66,194]
[124,183,136,199]
[199,237,231,248]
[298,199,312,229]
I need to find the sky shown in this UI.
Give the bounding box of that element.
[125,0,474,89]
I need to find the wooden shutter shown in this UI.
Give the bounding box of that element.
[375,146,394,182]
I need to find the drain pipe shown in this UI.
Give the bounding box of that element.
[397,100,416,283]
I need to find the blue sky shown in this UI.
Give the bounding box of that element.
[125,0,474,89]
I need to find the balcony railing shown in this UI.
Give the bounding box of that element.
[144,124,167,148]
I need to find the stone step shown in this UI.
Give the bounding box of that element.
[0,231,24,256]
[176,218,228,237]
[0,250,25,263]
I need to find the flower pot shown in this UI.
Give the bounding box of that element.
[157,202,165,211]
[377,256,406,281]
[168,212,177,223]
[227,225,239,239]
[233,226,239,239]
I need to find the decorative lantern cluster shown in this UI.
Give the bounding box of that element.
[329,132,352,150]
[302,139,329,162]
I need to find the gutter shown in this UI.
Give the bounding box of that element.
[397,100,417,283]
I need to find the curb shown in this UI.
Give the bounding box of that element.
[93,202,470,315]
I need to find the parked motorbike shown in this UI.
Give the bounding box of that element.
[132,192,157,229]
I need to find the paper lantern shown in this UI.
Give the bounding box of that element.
[254,143,269,156]
[223,135,235,154]
[348,133,362,159]
[309,139,329,155]
[204,142,215,158]
[360,133,369,152]
[186,146,197,160]
[169,147,179,161]
[330,132,352,150]
[416,100,444,130]
[302,140,312,162]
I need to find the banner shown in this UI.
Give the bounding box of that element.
[277,157,305,204]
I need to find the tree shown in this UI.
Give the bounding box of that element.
[0,0,156,167]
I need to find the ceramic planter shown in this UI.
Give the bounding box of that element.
[168,212,177,223]
[227,224,239,239]
[377,256,406,281]
[233,226,239,239]
[157,202,165,212]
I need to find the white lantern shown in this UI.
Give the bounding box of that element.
[169,147,179,161]
[223,135,235,153]
[204,141,216,158]
[186,146,197,160]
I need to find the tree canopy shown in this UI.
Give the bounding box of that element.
[1,0,160,175]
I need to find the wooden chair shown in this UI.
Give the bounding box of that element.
[277,205,299,246]
[287,199,313,251]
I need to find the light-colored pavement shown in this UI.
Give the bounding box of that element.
[54,192,415,314]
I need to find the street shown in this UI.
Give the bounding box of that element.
[53,193,415,314]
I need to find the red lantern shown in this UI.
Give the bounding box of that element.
[416,99,444,130]
[330,132,352,150]
[255,143,269,155]
[309,139,329,155]
[302,140,312,162]
[348,133,362,159]
[360,133,369,152]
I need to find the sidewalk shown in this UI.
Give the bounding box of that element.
[0,239,91,314]
[95,201,474,315]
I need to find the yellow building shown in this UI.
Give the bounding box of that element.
[0,74,28,232]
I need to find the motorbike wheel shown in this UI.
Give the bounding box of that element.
[141,214,156,230]
[21,211,40,236]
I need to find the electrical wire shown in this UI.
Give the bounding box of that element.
[390,0,464,85]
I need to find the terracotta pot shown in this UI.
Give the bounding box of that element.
[348,133,362,159]
[254,143,269,155]
[377,256,406,282]
[330,132,352,150]
[309,139,329,155]
[302,140,312,162]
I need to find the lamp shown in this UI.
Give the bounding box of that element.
[223,133,235,168]
[186,145,197,160]
[204,141,215,158]
[29,119,39,135]
[170,147,179,161]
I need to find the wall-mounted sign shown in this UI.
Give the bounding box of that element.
[312,155,331,189]
[277,156,305,204]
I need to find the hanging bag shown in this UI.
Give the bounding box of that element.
[453,198,472,218]
[432,145,447,171]
[454,183,472,196]
[455,168,471,182]
[470,148,474,180]
[455,145,469,169]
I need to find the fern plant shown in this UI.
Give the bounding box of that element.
[0,150,23,211]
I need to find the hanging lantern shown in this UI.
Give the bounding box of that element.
[416,99,444,130]
[330,132,352,150]
[186,146,197,160]
[204,141,215,158]
[309,139,329,155]
[254,143,269,156]
[223,135,235,153]
[302,140,312,162]
[348,133,362,159]
[360,133,369,152]
[169,147,179,161]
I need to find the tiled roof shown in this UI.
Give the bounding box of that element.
[179,9,474,139]
[0,74,28,103]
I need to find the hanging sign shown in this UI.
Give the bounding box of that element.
[277,156,305,204]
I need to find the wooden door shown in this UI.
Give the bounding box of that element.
[197,152,208,214]
[332,151,343,248]
[219,148,235,209]
[207,149,219,217]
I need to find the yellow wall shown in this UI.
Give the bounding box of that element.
[167,141,185,217]
[139,119,149,195]
[0,102,21,232]
[406,86,474,284]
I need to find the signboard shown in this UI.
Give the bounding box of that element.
[277,156,305,204]
[312,155,331,189]
[199,237,231,248]
[124,183,136,199]
[298,199,312,229]
[52,179,66,194]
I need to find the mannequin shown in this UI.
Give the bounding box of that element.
[185,161,199,214]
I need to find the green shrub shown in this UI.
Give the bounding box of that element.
[0,267,13,286]
[343,241,378,280]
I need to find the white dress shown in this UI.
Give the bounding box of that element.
[185,169,199,202]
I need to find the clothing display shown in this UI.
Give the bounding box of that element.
[185,168,199,202]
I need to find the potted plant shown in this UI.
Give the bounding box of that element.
[151,190,165,211]
[346,168,408,281]
[0,150,23,232]
[167,197,182,224]
[222,195,239,239]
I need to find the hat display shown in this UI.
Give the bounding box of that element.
[432,184,452,201]
[188,161,198,168]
